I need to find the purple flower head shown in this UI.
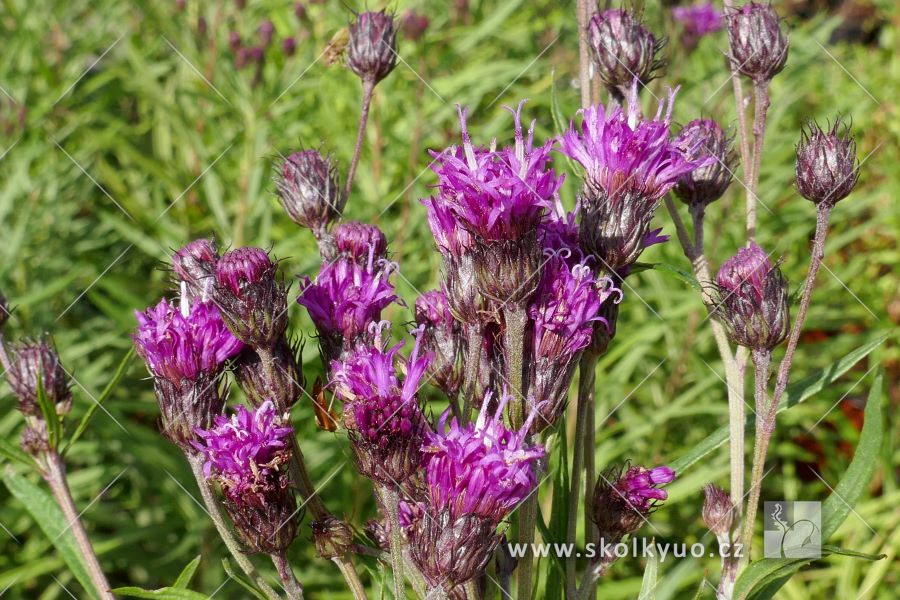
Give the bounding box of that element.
[429,102,563,243]
[276,149,344,234]
[297,256,400,361]
[592,463,675,542]
[347,9,398,85]
[674,119,737,209]
[421,196,475,259]
[527,257,621,430]
[415,290,463,397]
[333,221,388,262]
[538,198,583,262]
[401,10,429,41]
[561,88,712,271]
[172,238,219,301]
[133,298,243,386]
[4,339,71,418]
[282,37,297,57]
[194,400,293,505]
[259,20,274,47]
[673,3,723,48]
[715,242,790,350]
[331,335,431,484]
[422,391,545,523]
[214,247,288,347]
[193,401,298,552]
[727,2,789,83]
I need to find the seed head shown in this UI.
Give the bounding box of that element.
[587,9,664,90]
[727,2,789,83]
[312,516,355,559]
[347,10,398,85]
[276,150,345,234]
[795,117,858,206]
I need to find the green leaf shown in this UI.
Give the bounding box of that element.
[638,539,659,600]
[221,559,268,600]
[670,333,887,473]
[34,361,62,450]
[0,437,37,469]
[112,586,209,599]
[62,347,135,456]
[732,373,885,600]
[172,555,202,589]
[2,467,99,600]
[538,430,569,600]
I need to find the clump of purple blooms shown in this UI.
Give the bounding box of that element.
[672,3,724,49]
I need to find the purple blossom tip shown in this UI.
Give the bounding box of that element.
[216,247,276,295]
[333,221,388,261]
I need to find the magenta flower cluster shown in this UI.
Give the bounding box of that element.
[133,298,243,385]
[613,465,676,512]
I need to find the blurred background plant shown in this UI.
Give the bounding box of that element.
[0,0,897,598]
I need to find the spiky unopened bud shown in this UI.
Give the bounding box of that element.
[727,3,789,83]
[587,9,664,90]
[347,10,398,85]
[702,484,733,538]
[172,238,219,301]
[674,119,738,210]
[276,150,345,234]
[312,516,355,559]
[472,236,542,307]
[5,341,71,417]
[795,118,858,206]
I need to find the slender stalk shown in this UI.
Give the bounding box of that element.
[738,350,772,566]
[574,556,614,600]
[187,454,282,600]
[516,492,538,600]
[576,0,594,109]
[565,356,596,599]
[380,487,406,600]
[43,452,114,600]
[427,586,450,600]
[273,552,304,600]
[345,78,376,201]
[746,82,771,239]
[581,356,598,549]
[461,323,483,423]
[333,556,369,600]
[464,580,481,600]
[503,305,528,429]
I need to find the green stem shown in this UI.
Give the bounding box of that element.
[516,493,538,600]
[461,323,483,424]
[503,305,528,429]
[333,555,369,600]
[464,579,481,600]
[187,454,282,600]
[43,452,115,600]
[272,552,304,600]
[746,81,771,240]
[380,487,406,600]
[738,350,772,568]
[345,78,375,201]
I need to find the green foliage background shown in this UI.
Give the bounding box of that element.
[0,0,897,597]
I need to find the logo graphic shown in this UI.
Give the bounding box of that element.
[763,501,821,559]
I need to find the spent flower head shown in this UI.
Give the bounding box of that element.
[276,149,345,234]
[674,119,737,210]
[172,238,219,302]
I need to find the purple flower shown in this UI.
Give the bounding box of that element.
[333,221,388,262]
[560,88,711,271]
[331,336,431,484]
[422,196,476,259]
[216,247,275,296]
[592,463,675,543]
[538,198,582,262]
[429,102,563,244]
[614,465,676,512]
[715,242,790,350]
[214,247,288,347]
[422,392,544,522]
[672,3,723,48]
[297,256,399,361]
[133,299,243,385]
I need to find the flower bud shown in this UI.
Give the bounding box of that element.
[401,10,429,41]
[172,238,219,302]
[214,247,288,348]
[20,423,50,457]
[587,9,664,90]
[727,3,789,83]
[702,484,733,538]
[592,464,675,544]
[282,37,296,57]
[5,341,71,417]
[472,236,542,307]
[312,516,354,559]
[332,221,388,262]
[415,291,463,398]
[674,119,737,210]
[275,150,345,235]
[795,117,858,206]
[715,242,790,351]
[259,20,274,47]
[347,10,398,85]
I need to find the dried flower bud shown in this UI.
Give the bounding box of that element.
[312,516,354,559]
[674,119,738,210]
[715,243,790,351]
[587,9,664,90]
[702,484,733,538]
[276,150,345,235]
[796,118,858,206]
[5,341,71,417]
[592,464,675,544]
[214,247,288,348]
[727,3,789,83]
[415,290,463,397]
[172,238,219,301]
[347,10,397,85]
[473,236,543,307]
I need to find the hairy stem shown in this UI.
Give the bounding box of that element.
[516,492,538,600]
[566,355,596,599]
[581,356,598,550]
[576,0,594,109]
[461,322,483,423]
[738,350,773,567]
[746,81,771,240]
[574,555,614,600]
[272,552,304,600]
[43,452,114,600]
[464,579,481,600]
[187,454,282,600]
[344,78,376,201]
[333,556,369,600]
[380,487,406,600]
[503,305,528,430]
